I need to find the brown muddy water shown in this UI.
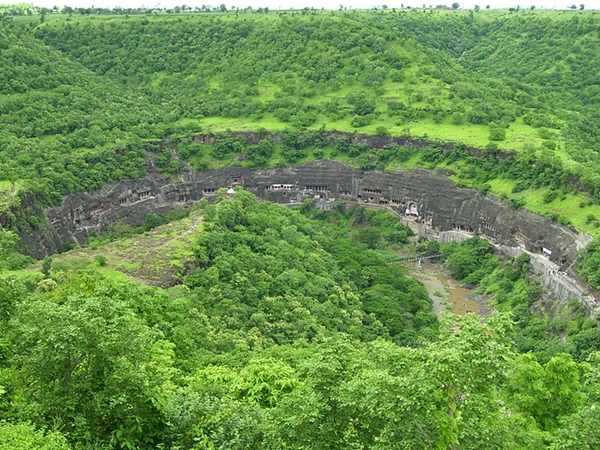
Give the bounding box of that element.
[407,262,490,317]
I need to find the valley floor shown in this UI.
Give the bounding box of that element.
[407,261,493,317]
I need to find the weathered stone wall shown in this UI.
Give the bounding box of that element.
[42,160,592,271]
[438,230,474,244]
[495,245,598,315]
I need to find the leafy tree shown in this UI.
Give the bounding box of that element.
[0,230,21,271]
[269,313,516,449]
[489,122,507,141]
[41,256,52,278]
[7,272,173,447]
[508,353,585,430]
[0,230,18,261]
[572,328,600,362]
[442,236,497,283]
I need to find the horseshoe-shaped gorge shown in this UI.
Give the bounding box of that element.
[6,9,600,445]
[33,158,597,315]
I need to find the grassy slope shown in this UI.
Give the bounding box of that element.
[6,210,205,285]
[33,11,547,151]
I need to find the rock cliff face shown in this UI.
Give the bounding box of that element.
[41,160,592,268]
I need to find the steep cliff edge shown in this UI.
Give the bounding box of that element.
[40,160,591,265]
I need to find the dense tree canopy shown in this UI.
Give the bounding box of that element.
[1,9,600,234]
[0,192,599,448]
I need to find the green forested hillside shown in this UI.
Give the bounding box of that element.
[4,8,600,449]
[370,9,600,166]
[0,9,598,235]
[2,191,600,449]
[0,17,169,205]
[34,13,538,140]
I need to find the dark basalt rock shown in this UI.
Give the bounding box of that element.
[38,160,591,269]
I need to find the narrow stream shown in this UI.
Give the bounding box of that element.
[407,262,488,317]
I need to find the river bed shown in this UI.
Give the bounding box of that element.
[407,262,492,317]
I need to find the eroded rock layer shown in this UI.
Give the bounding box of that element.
[41,160,591,267]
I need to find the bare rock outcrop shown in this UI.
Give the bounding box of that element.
[39,160,590,271]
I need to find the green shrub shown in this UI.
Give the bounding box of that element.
[95,255,108,267]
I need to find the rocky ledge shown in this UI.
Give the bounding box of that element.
[37,160,590,267]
